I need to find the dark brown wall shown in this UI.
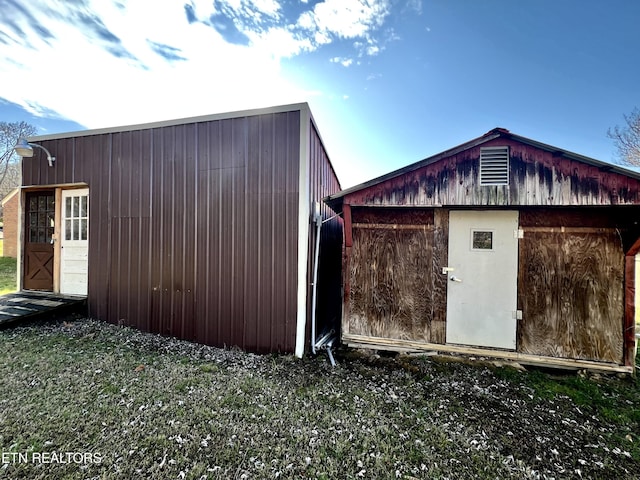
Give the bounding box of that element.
[23,109,326,353]
[307,121,343,344]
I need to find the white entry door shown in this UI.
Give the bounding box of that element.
[445,210,519,350]
[60,188,89,295]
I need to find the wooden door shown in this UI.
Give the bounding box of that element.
[24,191,55,291]
[445,210,519,350]
[60,188,89,295]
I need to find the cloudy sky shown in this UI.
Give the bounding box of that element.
[1,0,639,187]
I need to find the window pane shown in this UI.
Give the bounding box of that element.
[73,197,79,218]
[38,196,45,210]
[30,228,37,243]
[38,229,45,243]
[65,219,72,241]
[65,197,72,218]
[80,196,87,217]
[46,195,55,211]
[30,197,37,211]
[472,231,493,250]
[81,219,88,240]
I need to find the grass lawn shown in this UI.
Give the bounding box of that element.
[0,239,17,294]
[0,319,638,479]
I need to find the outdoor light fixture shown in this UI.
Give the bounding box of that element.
[13,138,55,167]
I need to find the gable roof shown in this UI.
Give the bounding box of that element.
[326,128,640,209]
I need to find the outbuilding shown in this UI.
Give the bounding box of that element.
[16,103,342,356]
[326,128,640,373]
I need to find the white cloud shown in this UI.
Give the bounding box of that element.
[299,0,390,40]
[0,0,393,129]
[330,57,354,67]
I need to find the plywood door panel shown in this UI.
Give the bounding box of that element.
[347,225,434,341]
[517,229,624,363]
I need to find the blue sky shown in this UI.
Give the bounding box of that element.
[1,0,638,187]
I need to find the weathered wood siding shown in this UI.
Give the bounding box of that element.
[345,208,446,343]
[517,210,624,363]
[343,138,640,207]
[334,132,640,368]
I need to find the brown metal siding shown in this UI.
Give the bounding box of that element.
[23,110,303,353]
[306,120,343,346]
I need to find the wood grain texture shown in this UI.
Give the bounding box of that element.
[431,208,448,343]
[517,229,624,363]
[342,139,640,207]
[346,224,435,341]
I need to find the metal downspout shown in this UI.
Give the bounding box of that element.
[311,203,322,355]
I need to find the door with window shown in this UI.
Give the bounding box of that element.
[445,210,519,350]
[60,188,89,295]
[24,191,55,290]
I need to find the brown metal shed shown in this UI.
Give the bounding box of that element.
[326,128,640,373]
[17,103,342,356]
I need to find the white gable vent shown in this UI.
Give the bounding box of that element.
[480,146,509,185]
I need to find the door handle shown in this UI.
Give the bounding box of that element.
[450,276,463,283]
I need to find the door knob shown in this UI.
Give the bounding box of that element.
[450,276,463,283]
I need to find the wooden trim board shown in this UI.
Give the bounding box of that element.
[343,333,634,374]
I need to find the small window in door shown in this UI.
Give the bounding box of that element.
[64,194,89,241]
[472,230,493,250]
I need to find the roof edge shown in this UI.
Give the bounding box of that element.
[29,102,311,141]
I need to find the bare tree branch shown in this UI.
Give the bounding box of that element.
[0,121,38,200]
[607,108,640,166]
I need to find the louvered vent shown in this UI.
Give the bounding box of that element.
[480,146,509,185]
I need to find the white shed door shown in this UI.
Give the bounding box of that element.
[60,188,89,295]
[445,210,519,350]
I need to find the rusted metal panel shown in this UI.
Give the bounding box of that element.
[21,106,342,354]
[341,138,640,208]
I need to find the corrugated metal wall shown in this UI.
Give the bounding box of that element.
[306,120,343,344]
[22,109,322,353]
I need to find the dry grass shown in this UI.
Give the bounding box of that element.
[0,317,638,479]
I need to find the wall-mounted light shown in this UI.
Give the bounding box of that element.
[13,138,55,167]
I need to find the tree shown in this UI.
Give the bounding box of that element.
[0,121,37,217]
[607,108,640,166]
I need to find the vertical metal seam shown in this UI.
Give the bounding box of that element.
[193,123,199,341]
